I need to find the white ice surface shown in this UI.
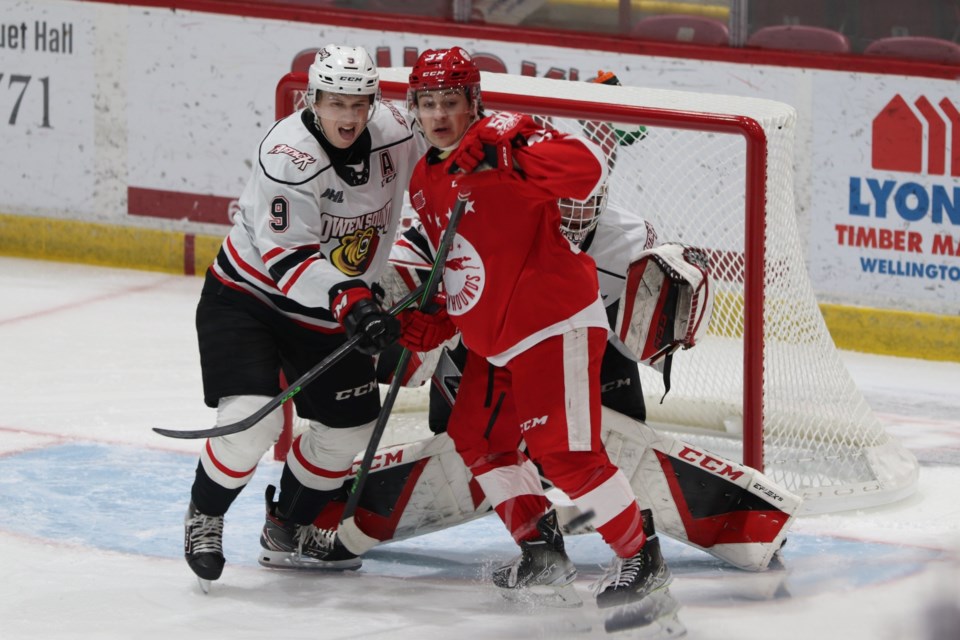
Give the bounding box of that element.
[1,257,958,640]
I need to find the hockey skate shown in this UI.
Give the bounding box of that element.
[184,502,225,593]
[492,510,581,608]
[596,509,673,610]
[258,485,361,571]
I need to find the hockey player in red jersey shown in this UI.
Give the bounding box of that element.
[181,44,422,589]
[401,47,672,608]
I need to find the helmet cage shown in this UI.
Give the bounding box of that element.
[559,183,608,245]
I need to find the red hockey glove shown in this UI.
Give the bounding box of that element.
[452,112,534,174]
[329,280,401,356]
[398,304,457,353]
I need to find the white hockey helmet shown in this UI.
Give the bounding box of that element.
[308,44,380,102]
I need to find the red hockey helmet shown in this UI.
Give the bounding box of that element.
[407,47,482,116]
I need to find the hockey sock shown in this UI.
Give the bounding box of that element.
[191,461,244,516]
[277,464,340,525]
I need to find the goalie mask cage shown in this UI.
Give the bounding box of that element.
[275,67,918,515]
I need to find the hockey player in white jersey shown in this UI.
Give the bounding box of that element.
[182,44,422,589]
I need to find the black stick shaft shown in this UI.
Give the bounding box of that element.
[340,195,469,524]
[152,281,427,440]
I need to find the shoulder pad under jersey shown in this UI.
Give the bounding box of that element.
[366,101,415,149]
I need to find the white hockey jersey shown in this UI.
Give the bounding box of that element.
[582,202,658,307]
[210,103,421,331]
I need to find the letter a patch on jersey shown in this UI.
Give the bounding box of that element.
[380,150,397,186]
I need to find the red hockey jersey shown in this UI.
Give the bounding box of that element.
[408,114,610,364]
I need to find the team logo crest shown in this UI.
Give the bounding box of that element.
[331,227,380,277]
[443,234,484,315]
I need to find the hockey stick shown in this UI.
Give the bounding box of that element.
[340,192,470,525]
[152,282,428,440]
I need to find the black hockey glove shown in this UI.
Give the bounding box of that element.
[329,280,401,356]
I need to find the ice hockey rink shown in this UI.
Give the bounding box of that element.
[1,255,958,640]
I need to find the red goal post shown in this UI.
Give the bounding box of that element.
[273,67,918,515]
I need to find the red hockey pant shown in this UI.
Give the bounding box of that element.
[448,327,645,557]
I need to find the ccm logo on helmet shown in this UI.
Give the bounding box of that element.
[340,76,364,82]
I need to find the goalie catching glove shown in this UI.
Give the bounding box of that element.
[615,243,714,398]
[329,280,401,356]
[398,293,457,353]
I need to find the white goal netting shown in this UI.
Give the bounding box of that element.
[277,68,918,515]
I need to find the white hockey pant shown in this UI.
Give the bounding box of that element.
[286,419,375,492]
[200,395,284,489]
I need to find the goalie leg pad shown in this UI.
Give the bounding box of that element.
[312,433,493,548]
[309,412,798,572]
[600,407,801,571]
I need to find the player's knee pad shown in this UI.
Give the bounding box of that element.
[287,419,375,491]
[201,395,284,488]
[469,455,543,509]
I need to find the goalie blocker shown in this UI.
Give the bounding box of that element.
[317,407,800,572]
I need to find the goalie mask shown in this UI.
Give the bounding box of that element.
[558,181,608,246]
[308,44,380,139]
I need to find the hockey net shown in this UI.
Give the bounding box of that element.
[274,67,918,515]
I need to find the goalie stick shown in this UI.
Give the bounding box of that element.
[340,192,470,525]
[152,281,428,440]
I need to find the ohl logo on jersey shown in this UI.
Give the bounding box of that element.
[331,227,380,277]
[443,234,484,315]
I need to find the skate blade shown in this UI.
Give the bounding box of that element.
[258,550,362,571]
[596,569,674,610]
[500,582,583,608]
[197,577,211,594]
[603,589,685,637]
